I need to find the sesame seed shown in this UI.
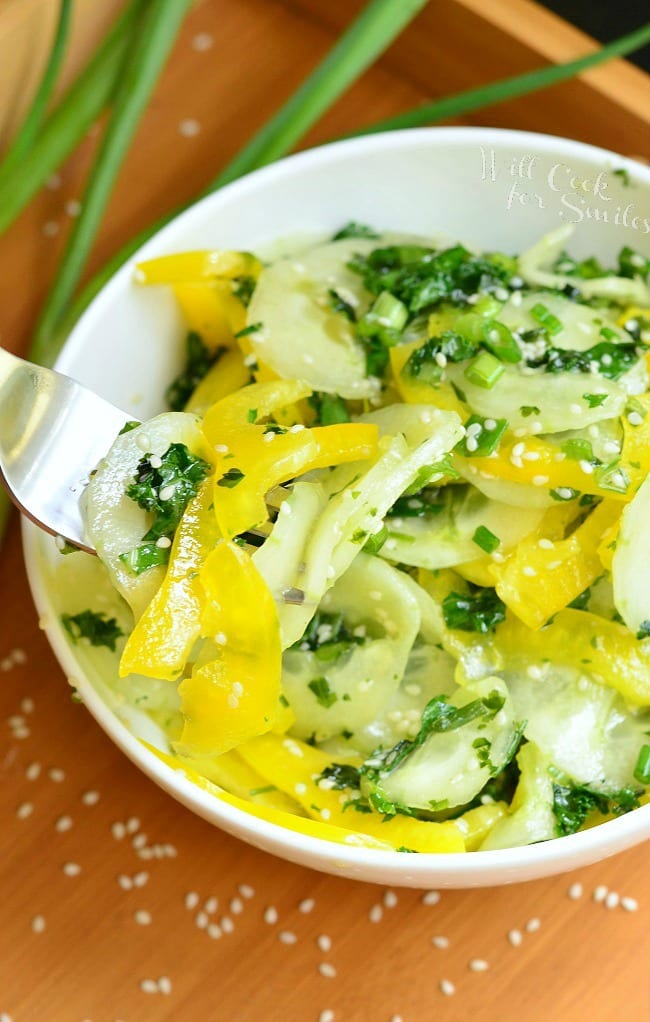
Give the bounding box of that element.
[319,1011,335,1022]
[512,442,526,458]
[440,979,455,996]
[135,910,152,926]
[555,487,574,500]
[621,896,638,912]
[118,875,133,891]
[81,790,100,806]
[525,917,541,933]
[522,451,540,461]
[195,911,208,930]
[192,31,213,51]
[383,890,398,909]
[295,782,307,795]
[593,885,608,903]
[185,891,200,910]
[202,895,217,914]
[319,963,337,979]
[31,915,46,934]
[214,444,229,453]
[264,906,278,925]
[25,762,41,781]
[627,411,643,426]
[527,665,543,679]
[469,958,489,972]
[422,890,440,906]
[508,929,523,946]
[532,475,549,486]
[369,904,383,923]
[390,1015,403,1022]
[432,935,449,949]
[126,816,140,834]
[42,220,59,238]
[230,897,244,915]
[132,833,147,849]
[63,862,81,877]
[158,976,172,996]
[279,931,297,945]
[179,118,201,137]
[55,815,73,833]
[208,923,222,939]
[568,882,583,900]
[317,934,332,953]
[158,485,176,502]
[16,802,33,820]
[605,891,620,909]
[538,538,555,550]
[238,884,255,899]
[48,768,65,783]
[522,566,537,577]
[20,697,34,713]
[569,403,583,415]
[111,821,126,840]
[140,979,158,994]
[221,916,235,934]
[299,898,315,914]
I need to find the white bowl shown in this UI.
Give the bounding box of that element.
[24,127,650,887]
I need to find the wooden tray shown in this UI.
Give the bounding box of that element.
[1,3,649,1021]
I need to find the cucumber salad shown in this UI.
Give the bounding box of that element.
[63,221,650,854]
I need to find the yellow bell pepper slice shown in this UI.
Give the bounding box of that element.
[185,349,250,414]
[202,380,378,538]
[490,499,621,630]
[456,434,628,501]
[496,609,650,706]
[238,733,465,853]
[177,540,281,757]
[453,801,509,851]
[173,281,243,350]
[119,479,220,681]
[175,747,306,815]
[144,743,396,850]
[390,340,468,417]
[135,249,263,285]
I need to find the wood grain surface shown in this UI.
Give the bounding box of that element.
[1,3,649,1020]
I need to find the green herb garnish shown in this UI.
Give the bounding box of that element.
[62,610,124,651]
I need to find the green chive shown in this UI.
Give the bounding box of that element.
[633,744,650,785]
[561,439,596,462]
[481,320,522,363]
[599,326,619,342]
[531,303,563,335]
[0,0,73,189]
[371,291,409,330]
[464,351,504,389]
[32,0,194,360]
[455,415,508,458]
[472,525,500,554]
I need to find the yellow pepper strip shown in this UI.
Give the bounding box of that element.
[144,743,395,850]
[453,802,508,851]
[252,360,309,426]
[456,435,628,501]
[119,479,220,681]
[175,747,306,815]
[186,349,250,414]
[238,733,465,853]
[202,380,378,538]
[389,340,468,417]
[490,499,621,630]
[497,609,650,706]
[173,283,236,350]
[177,540,281,757]
[135,249,263,285]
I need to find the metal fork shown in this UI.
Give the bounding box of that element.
[0,347,132,553]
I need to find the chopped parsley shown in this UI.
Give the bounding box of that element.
[636,621,650,640]
[216,468,245,488]
[403,331,478,385]
[232,275,257,307]
[121,443,210,573]
[582,393,608,409]
[293,611,365,664]
[61,610,124,651]
[308,677,338,709]
[327,288,356,322]
[317,763,361,790]
[166,332,224,411]
[552,782,642,837]
[519,405,540,417]
[331,221,380,241]
[472,525,500,554]
[530,340,641,381]
[442,588,506,634]
[308,391,350,426]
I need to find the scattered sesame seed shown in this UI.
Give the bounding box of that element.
[605,891,620,909]
[195,911,208,930]
[208,923,222,939]
[42,220,59,238]
[25,762,41,781]
[185,891,200,910]
[62,862,81,877]
[118,875,133,891]
[31,915,46,934]
[319,1012,335,1022]
[319,963,337,979]
[16,802,33,820]
[469,958,489,972]
[132,833,147,849]
[369,904,383,923]
[20,697,34,714]
[621,896,638,912]
[593,885,608,903]
[158,976,172,996]
[422,890,440,906]
[522,566,537,577]
[238,884,255,899]
[264,906,278,925]
[179,118,201,137]
[192,31,213,51]
[569,403,583,415]
[126,816,140,834]
[627,411,643,426]
[525,917,541,933]
[81,790,100,806]
[65,199,82,217]
[440,979,455,996]
[0,1012,13,1022]
[135,910,152,926]
[140,979,158,994]
[48,768,65,783]
[279,931,297,945]
[221,916,235,934]
[317,934,332,953]
[299,898,315,914]
[203,895,218,914]
[568,882,583,900]
[390,1016,403,1022]
[532,475,549,487]
[508,929,523,947]
[46,172,62,190]
[538,538,555,550]
[111,821,126,840]
[383,890,398,909]
[432,935,449,949]
[55,815,72,833]
[230,897,244,915]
